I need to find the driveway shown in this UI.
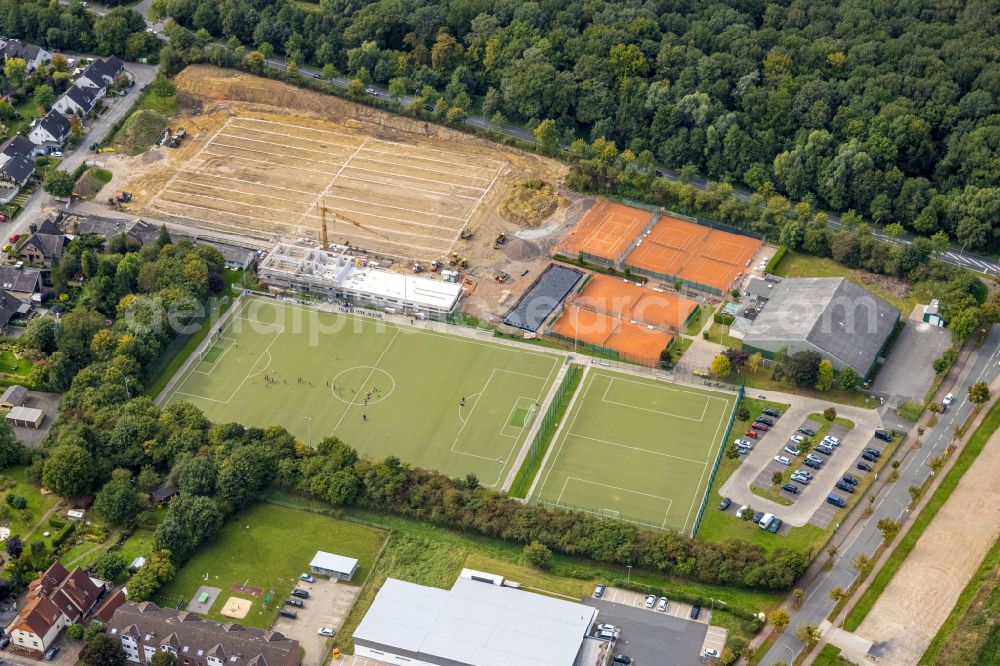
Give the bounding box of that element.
[271,578,360,666]
[719,398,882,526]
[873,320,952,406]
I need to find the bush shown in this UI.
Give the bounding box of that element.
[48,516,67,528]
[765,245,787,273]
[50,522,76,549]
[5,494,26,510]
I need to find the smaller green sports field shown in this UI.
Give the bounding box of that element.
[531,368,736,534]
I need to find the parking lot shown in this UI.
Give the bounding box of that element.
[584,596,719,666]
[271,578,360,666]
[597,587,709,625]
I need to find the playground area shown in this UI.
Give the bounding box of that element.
[624,216,762,295]
[558,199,653,264]
[165,297,561,487]
[531,368,737,533]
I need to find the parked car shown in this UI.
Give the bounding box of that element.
[753,510,765,524]
[782,483,799,494]
[798,427,816,436]
[791,434,807,444]
[705,648,721,658]
[285,598,303,608]
[864,447,882,459]
[806,453,824,464]
[766,518,783,533]
[1,244,9,253]
[8,233,18,242]
[755,416,774,426]
[50,150,64,157]
[791,474,811,485]
[644,595,656,608]
[0,634,10,649]
[657,597,668,612]
[278,609,297,619]
[44,646,60,661]
[751,422,769,431]
[827,494,847,508]
[862,451,878,462]
[318,627,335,637]
[734,438,752,448]
[835,480,856,493]
[597,624,618,633]
[736,505,750,519]
[842,475,859,486]
[594,584,605,598]
[763,408,781,417]
[804,458,822,470]
[823,435,841,446]
[874,429,893,442]
[290,588,309,599]
[857,461,873,472]
[815,444,834,455]
[744,430,758,439]
[365,87,377,95]
[690,605,701,619]
[784,444,801,456]
[943,392,954,406]
[299,573,315,583]
[718,497,732,510]
[613,655,632,665]
[774,455,791,466]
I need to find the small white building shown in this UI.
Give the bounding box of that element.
[309,551,359,581]
[6,405,42,428]
[259,243,462,316]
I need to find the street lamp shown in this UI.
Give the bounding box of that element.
[626,564,632,585]
[305,416,312,447]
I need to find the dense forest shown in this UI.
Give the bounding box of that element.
[153,0,1000,251]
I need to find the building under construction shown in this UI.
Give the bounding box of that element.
[259,243,462,316]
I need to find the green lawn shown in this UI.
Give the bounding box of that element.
[732,367,876,408]
[814,644,857,666]
[684,306,712,336]
[0,466,61,541]
[845,398,1000,631]
[161,503,385,628]
[166,297,561,487]
[530,367,736,533]
[771,250,928,314]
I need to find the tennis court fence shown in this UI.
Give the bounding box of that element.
[690,383,745,537]
[519,364,583,477]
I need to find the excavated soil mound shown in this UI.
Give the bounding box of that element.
[498,180,563,227]
[503,238,541,261]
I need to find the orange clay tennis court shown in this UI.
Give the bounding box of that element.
[573,274,700,331]
[560,199,653,263]
[548,305,674,366]
[625,216,762,294]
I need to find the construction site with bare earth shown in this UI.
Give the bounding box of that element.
[103,65,584,318]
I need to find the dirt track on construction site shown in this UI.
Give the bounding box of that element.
[107,65,585,319]
[856,428,1000,665]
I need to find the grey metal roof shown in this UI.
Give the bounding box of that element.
[742,277,899,373]
[309,551,357,574]
[503,264,583,331]
[355,577,595,666]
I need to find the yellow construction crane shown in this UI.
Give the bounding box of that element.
[319,202,390,244]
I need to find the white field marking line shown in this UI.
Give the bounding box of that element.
[339,162,488,193]
[293,206,460,234]
[351,149,494,183]
[456,390,482,426]
[497,395,536,439]
[165,298,257,405]
[299,136,370,229]
[567,433,709,466]
[233,116,366,141]
[192,338,237,374]
[171,180,315,210]
[332,171,480,201]
[214,132,354,158]
[176,326,283,406]
[601,376,710,422]
[681,394,733,535]
[448,368,499,457]
[222,122,363,151]
[201,149,342,176]
[210,140,345,167]
[451,162,504,247]
[261,298,561,365]
[148,115,235,211]
[177,172,319,198]
[161,188,310,216]
[555,477,673,529]
[331,328,400,434]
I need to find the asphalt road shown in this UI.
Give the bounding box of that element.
[761,324,1000,665]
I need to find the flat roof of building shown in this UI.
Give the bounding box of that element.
[6,406,42,422]
[355,577,596,666]
[310,551,358,573]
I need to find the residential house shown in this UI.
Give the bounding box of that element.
[28,111,71,153]
[107,602,301,666]
[7,562,105,657]
[0,39,52,72]
[75,56,126,94]
[0,265,43,301]
[0,155,32,204]
[53,84,98,117]
[18,218,67,265]
[1,135,36,160]
[0,290,25,331]
[150,482,178,505]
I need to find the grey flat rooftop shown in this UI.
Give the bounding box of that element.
[503,264,583,331]
[355,577,596,666]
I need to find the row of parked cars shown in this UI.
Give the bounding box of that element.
[277,574,335,637]
[827,434,888,506]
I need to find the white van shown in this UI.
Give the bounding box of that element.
[758,513,775,529]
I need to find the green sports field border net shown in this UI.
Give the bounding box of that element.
[691,382,745,537]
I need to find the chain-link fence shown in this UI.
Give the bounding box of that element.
[691,383,745,537]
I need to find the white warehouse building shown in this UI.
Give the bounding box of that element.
[259,243,462,316]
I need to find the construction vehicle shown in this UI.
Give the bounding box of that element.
[494,271,509,284]
[459,227,473,240]
[494,232,507,247]
[430,259,441,271]
[158,128,171,147]
[319,202,389,246]
[411,262,423,273]
[115,192,132,203]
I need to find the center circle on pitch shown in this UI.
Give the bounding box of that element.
[330,366,396,405]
